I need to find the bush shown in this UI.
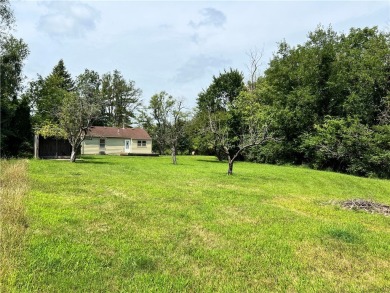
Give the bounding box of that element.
[302,117,390,178]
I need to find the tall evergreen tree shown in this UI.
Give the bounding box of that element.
[26,60,75,126]
[100,70,141,127]
[51,59,75,92]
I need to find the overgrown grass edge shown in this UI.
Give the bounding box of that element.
[0,160,29,291]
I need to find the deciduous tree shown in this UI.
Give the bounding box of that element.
[0,1,31,157]
[148,92,188,163]
[166,100,188,164]
[196,69,245,160]
[0,0,14,34]
[250,25,390,177]
[58,69,102,162]
[208,91,273,174]
[148,91,175,155]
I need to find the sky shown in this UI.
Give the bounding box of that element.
[12,0,390,109]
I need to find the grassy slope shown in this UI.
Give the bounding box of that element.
[18,156,390,292]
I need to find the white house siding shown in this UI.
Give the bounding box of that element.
[82,138,123,154]
[131,139,152,154]
[82,137,152,155]
[82,138,100,154]
[105,138,124,154]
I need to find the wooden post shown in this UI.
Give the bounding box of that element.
[34,135,39,159]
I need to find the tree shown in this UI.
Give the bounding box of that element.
[27,60,75,126]
[208,90,273,174]
[246,48,263,92]
[29,75,68,125]
[10,97,33,156]
[0,37,29,100]
[0,1,32,157]
[184,113,214,155]
[148,91,175,155]
[197,68,244,113]
[51,59,75,92]
[378,96,390,126]
[58,69,102,162]
[302,117,375,175]
[0,0,14,34]
[300,96,390,178]
[166,100,188,164]
[195,65,274,174]
[331,27,389,125]
[249,25,390,178]
[196,69,245,160]
[100,70,141,127]
[148,92,188,164]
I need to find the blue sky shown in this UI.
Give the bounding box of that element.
[13,0,389,108]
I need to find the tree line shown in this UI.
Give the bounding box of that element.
[189,26,389,177]
[1,0,389,177]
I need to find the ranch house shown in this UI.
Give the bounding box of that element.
[81,126,152,155]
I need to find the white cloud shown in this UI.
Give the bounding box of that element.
[37,1,100,39]
[189,7,226,29]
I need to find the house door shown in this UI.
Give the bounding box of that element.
[125,140,131,153]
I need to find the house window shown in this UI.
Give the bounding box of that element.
[137,140,146,147]
[99,138,105,150]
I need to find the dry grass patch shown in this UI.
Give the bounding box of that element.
[0,160,29,290]
[188,224,223,249]
[296,241,390,291]
[221,205,259,225]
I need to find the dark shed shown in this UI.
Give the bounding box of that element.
[34,135,74,159]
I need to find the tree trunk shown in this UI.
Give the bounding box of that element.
[158,139,165,155]
[70,142,77,162]
[227,159,234,175]
[215,145,224,161]
[171,146,177,165]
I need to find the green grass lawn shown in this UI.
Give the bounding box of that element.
[15,156,390,292]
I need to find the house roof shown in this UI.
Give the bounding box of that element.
[87,126,151,140]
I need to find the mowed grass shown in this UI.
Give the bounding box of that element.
[15,156,390,292]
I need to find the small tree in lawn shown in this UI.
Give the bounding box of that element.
[59,69,102,162]
[148,91,188,164]
[208,91,273,175]
[166,100,188,165]
[197,69,245,161]
[149,91,175,155]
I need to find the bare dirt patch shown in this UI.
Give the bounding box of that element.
[340,199,390,216]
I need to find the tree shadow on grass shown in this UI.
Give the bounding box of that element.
[77,161,114,165]
[196,158,225,164]
[75,157,115,165]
